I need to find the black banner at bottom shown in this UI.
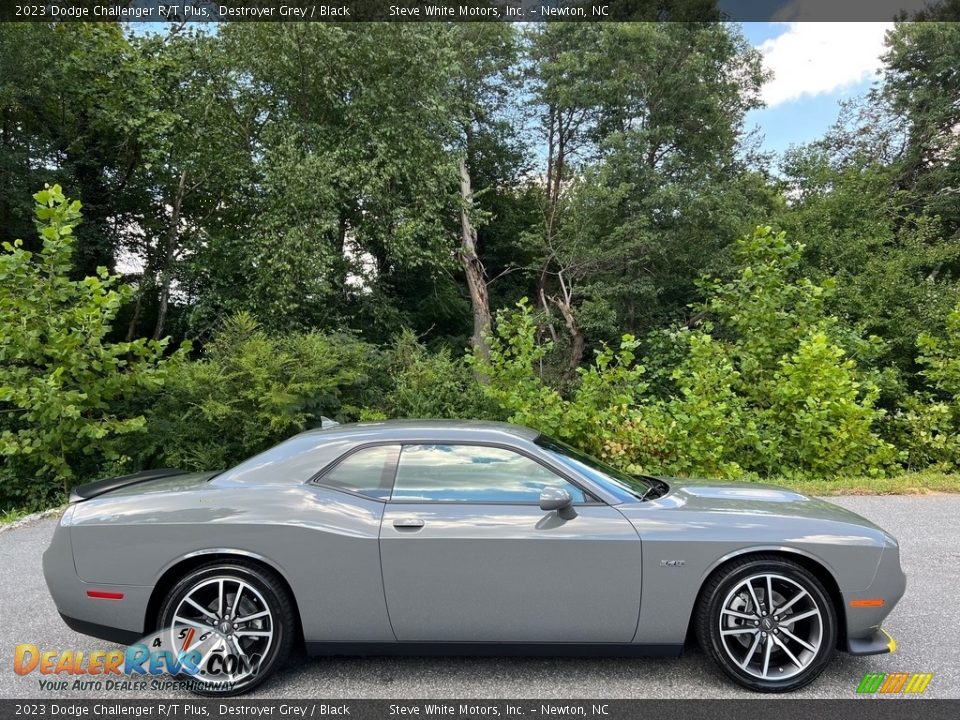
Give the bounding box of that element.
[1,700,958,720]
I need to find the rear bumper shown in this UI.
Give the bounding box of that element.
[43,512,151,642]
[59,613,142,646]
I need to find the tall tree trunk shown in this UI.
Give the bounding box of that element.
[336,212,349,300]
[539,105,569,344]
[125,284,144,342]
[0,107,13,243]
[550,291,585,372]
[152,169,187,341]
[458,157,491,363]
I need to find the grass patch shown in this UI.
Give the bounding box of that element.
[1,506,41,525]
[0,504,66,526]
[778,472,960,496]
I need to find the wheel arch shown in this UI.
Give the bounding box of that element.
[144,549,304,645]
[688,547,847,651]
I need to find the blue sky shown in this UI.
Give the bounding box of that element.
[739,22,892,159]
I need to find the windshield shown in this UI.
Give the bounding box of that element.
[535,435,653,501]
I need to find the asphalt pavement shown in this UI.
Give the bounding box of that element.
[1,496,957,699]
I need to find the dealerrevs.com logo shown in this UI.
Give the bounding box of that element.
[13,628,261,693]
[857,672,933,695]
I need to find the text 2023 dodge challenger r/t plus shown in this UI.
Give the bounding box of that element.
[43,420,905,695]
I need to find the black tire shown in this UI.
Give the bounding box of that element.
[695,555,837,693]
[158,560,295,696]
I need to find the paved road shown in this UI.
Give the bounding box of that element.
[1,497,957,699]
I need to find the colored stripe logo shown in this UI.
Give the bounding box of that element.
[857,672,932,694]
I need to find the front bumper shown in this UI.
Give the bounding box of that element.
[847,628,897,656]
[842,541,906,655]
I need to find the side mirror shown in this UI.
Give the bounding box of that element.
[539,487,576,519]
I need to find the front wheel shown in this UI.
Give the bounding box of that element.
[695,555,837,692]
[158,560,295,696]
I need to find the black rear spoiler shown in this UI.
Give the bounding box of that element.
[69,468,188,503]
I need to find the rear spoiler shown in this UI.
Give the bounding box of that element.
[69,468,188,503]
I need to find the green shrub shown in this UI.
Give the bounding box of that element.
[917,300,960,401]
[0,186,184,508]
[474,229,897,480]
[131,312,379,471]
[893,301,960,471]
[473,228,895,481]
[765,332,895,476]
[469,299,568,436]
[370,329,495,421]
[888,397,960,472]
[655,332,755,479]
[678,226,895,478]
[471,299,665,470]
[700,225,834,385]
[2,202,920,505]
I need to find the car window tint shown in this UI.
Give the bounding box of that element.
[320,445,399,499]
[392,444,586,503]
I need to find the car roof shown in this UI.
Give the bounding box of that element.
[297,419,540,443]
[213,419,544,488]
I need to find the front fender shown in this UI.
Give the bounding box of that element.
[619,504,887,645]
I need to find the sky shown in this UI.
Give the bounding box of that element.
[741,22,893,159]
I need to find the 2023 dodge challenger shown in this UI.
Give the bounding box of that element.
[43,420,905,695]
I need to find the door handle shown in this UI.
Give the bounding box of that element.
[393,518,425,529]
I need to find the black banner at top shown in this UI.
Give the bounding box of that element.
[1,0,958,23]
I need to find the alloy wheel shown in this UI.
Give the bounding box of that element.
[717,572,824,681]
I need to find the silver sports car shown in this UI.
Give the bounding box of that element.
[43,420,905,695]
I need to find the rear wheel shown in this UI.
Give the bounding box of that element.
[695,555,837,692]
[158,560,294,696]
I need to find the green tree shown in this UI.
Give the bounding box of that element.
[529,23,773,366]
[778,21,960,391]
[185,23,464,342]
[779,117,960,389]
[448,23,528,361]
[0,186,182,508]
[0,24,154,276]
[122,29,261,343]
[881,21,960,240]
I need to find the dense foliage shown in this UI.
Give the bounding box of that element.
[473,227,894,480]
[1,21,959,510]
[125,312,378,472]
[894,302,960,471]
[0,187,184,507]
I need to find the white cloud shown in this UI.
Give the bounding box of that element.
[757,23,892,108]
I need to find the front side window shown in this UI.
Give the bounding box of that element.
[317,444,400,499]
[391,444,587,503]
[534,435,653,501]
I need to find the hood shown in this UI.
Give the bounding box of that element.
[647,476,885,530]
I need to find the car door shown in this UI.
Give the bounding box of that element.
[379,443,642,643]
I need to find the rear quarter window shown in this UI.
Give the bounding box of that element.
[315,445,400,499]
